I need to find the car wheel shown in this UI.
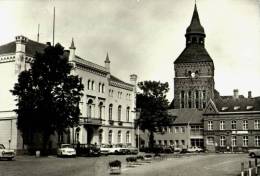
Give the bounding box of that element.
[250,153,256,158]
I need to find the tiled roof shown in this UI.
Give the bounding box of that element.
[0,40,46,57]
[0,42,16,55]
[110,75,133,87]
[214,96,260,112]
[174,44,213,64]
[168,108,203,125]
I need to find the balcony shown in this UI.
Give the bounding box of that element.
[80,117,102,126]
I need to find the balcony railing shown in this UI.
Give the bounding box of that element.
[80,117,102,126]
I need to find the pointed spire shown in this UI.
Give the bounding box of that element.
[70,38,76,49]
[105,52,110,63]
[186,3,205,35]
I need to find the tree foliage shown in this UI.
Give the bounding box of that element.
[136,81,173,148]
[11,43,84,150]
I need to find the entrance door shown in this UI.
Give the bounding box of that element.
[87,127,94,144]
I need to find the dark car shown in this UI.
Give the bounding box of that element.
[74,144,101,157]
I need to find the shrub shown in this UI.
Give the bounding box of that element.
[109,160,121,168]
[126,156,137,162]
[136,155,144,160]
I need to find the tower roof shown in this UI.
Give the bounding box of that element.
[70,38,76,49]
[105,52,110,63]
[186,4,205,36]
[174,44,213,63]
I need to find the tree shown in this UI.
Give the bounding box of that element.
[136,81,173,149]
[11,43,84,153]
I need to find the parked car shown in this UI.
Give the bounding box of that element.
[75,144,101,157]
[126,146,138,155]
[187,147,204,153]
[248,149,260,158]
[100,144,111,156]
[0,144,15,160]
[57,144,76,157]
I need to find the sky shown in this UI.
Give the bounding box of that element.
[0,0,260,101]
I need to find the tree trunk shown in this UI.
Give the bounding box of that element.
[149,130,154,149]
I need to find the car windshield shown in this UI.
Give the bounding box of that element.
[61,144,72,148]
[0,144,5,149]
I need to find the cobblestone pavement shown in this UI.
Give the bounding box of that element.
[0,153,253,176]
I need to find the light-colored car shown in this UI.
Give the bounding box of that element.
[100,144,111,155]
[187,146,204,153]
[57,144,76,157]
[102,144,129,154]
[249,149,260,158]
[0,144,15,160]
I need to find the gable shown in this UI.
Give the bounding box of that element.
[204,99,218,114]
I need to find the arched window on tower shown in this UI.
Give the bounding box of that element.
[192,37,197,43]
[180,91,185,108]
[195,90,199,108]
[188,91,192,108]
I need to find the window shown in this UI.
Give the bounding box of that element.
[243,120,248,130]
[175,140,179,147]
[98,83,101,92]
[126,107,130,122]
[126,131,130,144]
[255,136,260,147]
[87,99,93,117]
[220,121,225,130]
[98,130,103,145]
[208,121,213,130]
[188,91,192,108]
[220,136,226,147]
[207,137,214,145]
[164,140,167,146]
[158,140,162,145]
[181,140,185,146]
[195,90,199,108]
[254,120,260,130]
[102,84,105,93]
[118,105,122,121]
[91,81,95,90]
[175,127,179,133]
[231,136,236,147]
[98,102,103,119]
[243,136,248,147]
[180,91,185,108]
[231,121,236,130]
[180,127,185,133]
[170,140,174,145]
[109,104,113,120]
[117,131,121,143]
[79,102,83,115]
[108,130,113,144]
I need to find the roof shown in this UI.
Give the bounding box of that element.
[214,96,260,112]
[174,44,213,64]
[0,40,46,57]
[168,108,203,125]
[186,4,205,36]
[110,75,133,87]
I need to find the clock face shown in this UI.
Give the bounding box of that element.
[191,72,196,78]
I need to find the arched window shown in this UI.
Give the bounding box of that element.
[99,83,101,92]
[91,81,95,90]
[118,131,122,144]
[102,84,105,93]
[126,131,130,144]
[99,102,103,119]
[118,105,122,121]
[75,127,81,143]
[108,130,113,144]
[98,129,103,145]
[126,107,130,122]
[87,99,93,117]
[109,104,113,120]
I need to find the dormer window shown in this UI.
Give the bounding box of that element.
[246,106,254,110]
[221,107,229,111]
[234,106,240,110]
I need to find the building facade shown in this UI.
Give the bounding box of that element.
[204,91,260,152]
[0,36,137,151]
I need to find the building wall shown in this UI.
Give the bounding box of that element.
[204,113,260,152]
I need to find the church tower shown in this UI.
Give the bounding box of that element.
[173,4,215,109]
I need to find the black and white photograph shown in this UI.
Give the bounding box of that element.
[0,0,260,175]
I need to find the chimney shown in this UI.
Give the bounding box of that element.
[233,89,239,99]
[248,91,252,98]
